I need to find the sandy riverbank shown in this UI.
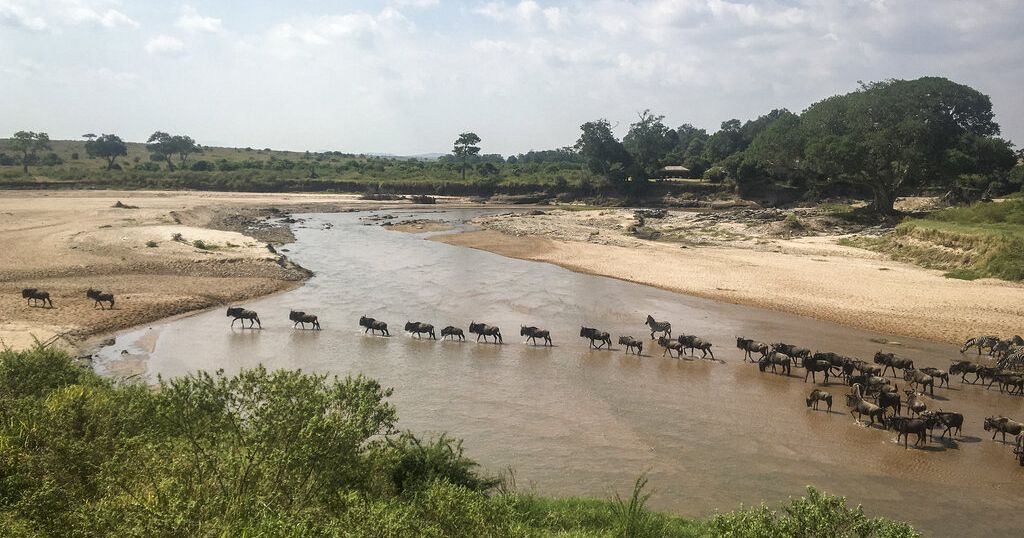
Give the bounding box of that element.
[0,190,440,351]
[433,208,1024,345]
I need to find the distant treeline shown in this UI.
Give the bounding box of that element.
[4,77,1022,212]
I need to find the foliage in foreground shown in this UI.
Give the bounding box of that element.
[0,347,917,536]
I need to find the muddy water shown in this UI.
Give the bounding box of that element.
[98,209,1024,537]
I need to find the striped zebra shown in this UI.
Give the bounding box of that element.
[645,315,672,339]
[997,347,1024,370]
[960,335,999,355]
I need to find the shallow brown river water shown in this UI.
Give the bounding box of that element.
[98,209,1024,537]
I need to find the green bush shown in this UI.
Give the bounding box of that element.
[145,240,158,248]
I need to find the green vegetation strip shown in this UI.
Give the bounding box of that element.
[0,346,917,536]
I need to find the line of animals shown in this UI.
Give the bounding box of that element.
[21,288,115,309]
[23,290,1024,464]
[735,333,1024,463]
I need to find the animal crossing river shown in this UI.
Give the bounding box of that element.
[97,209,1024,536]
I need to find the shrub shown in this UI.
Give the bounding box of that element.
[145,240,158,248]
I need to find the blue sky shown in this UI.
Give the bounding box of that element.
[2,1,1022,155]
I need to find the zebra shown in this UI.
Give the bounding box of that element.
[469,321,502,343]
[359,315,389,336]
[736,337,769,362]
[997,347,1024,370]
[226,307,261,329]
[618,336,643,355]
[86,288,115,309]
[520,326,553,346]
[440,326,464,341]
[404,321,436,339]
[961,335,999,355]
[644,315,672,339]
[677,334,714,359]
[22,288,53,308]
[580,326,612,349]
[289,310,321,330]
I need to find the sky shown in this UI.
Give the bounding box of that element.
[2,0,1023,156]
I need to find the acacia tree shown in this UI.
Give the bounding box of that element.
[799,77,1007,214]
[8,131,50,174]
[452,132,481,180]
[85,134,128,170]
[147,131,200,170]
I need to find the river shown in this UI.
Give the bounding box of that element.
[97,209,1024,536]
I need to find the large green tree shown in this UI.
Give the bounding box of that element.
[84,134,128,170]
[799,77,1008,214]
[622,109,673,179]
[8,131,50,174]
[574,119,631,179]
[452,132,481,180]
[147,131,201,171]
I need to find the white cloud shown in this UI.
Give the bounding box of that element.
[392,0,439,7]
[145,35,186,55]
[95,67,138,83]
[0,0,135,30]
[475,1,566,29]
[176,5,222,33]
[265,8,412,55]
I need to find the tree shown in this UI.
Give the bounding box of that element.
[574,119,631,179]
[147,131,200,171]
[800,77,1006,214]
[452,132,481,180]
[8,131,50,174]
[622,109,673,179]
[85,134,128,170]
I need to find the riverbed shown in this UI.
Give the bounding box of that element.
[97,209,1024,536]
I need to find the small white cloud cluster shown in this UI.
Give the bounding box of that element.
[0,0,136,31]
[176,5,221,33]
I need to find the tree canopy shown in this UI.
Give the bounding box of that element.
[7,131,50,174]
[147,131,201,171]
[84,134,128,170]
[453,132,481,180]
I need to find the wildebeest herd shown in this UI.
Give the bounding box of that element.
[21,289,1024,465]
[737,331,1024,463]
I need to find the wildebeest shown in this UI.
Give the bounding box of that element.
[921,410,963,439]
[874,351,914,378]
[677,334,714,359]
[852,360,883,377]
[992,373,1024,395]
[470,321,502,343]
[758,352,791,375]
[876,389,901,417]
[984,416,1024,442]
[289,310,321,330]
[736,337,769,362]
[806,389,832,411]
[404,321,436,339]
[22,288,53,308]
[961,335,999,355]
[440,326,464,341]
[802,356,832,384]
[580,326,611,349]
[227,307,261,329]
[950,360,984,384]
[771,343,810,366]
[618,336,643,355]
[904,389,927,416]
[657,336,683,358]
[359,315,389,336]
[521,326,552,346]
[977,366,1003,388]
[886,415,935,449]
[86,288,115,309]
[919,367,949,388]
[902,368,935,397]
[846,384,886,427]
[644,315,671,339]
[1015,434,1024,466]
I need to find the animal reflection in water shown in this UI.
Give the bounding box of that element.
[289,310,321,330]
[520,326,552,346]
[469,322,502,343]
[580,326,612,349]
[226,307,261,329]
[405,322,436,339]
[359,316,389,336]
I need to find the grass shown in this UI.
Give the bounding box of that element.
[192,239,217,250]
[145,240,158,248]
[841,200,1024,281]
